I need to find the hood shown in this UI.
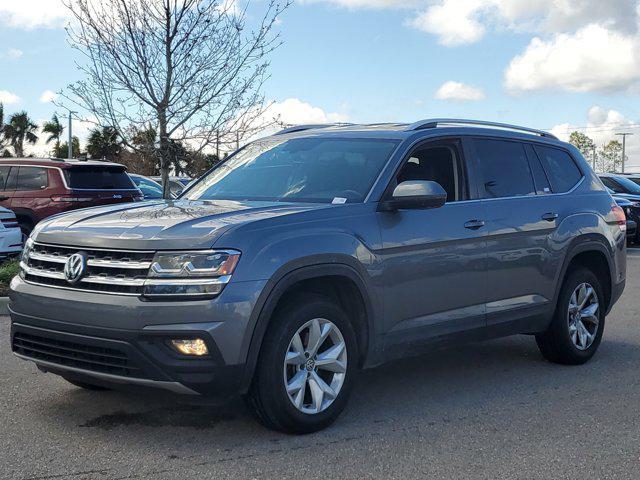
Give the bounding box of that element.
[34,199,328,250]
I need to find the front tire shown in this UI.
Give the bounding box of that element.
[246,294,358,434]
[536,267,605,365]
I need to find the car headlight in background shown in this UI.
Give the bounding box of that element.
[19,238,35,278]
[143,250,240,299]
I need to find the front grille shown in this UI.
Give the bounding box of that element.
[12,331,139,377]
[23,243,153,295]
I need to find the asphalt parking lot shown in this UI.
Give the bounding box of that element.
[2,253,640,480]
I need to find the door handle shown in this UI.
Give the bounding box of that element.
[464,220,485,230]
[542,213,559,222]
[0,196,9,201]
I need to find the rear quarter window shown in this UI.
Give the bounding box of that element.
[534,146,583,193]
[64,166,135,189]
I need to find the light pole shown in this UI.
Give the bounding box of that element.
[616,132,633,173]
[67,110,77,159]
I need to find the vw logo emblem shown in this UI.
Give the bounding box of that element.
[64,253,87,284]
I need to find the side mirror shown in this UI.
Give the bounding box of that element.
[379,180,447,211]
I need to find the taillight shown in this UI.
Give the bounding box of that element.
[50,196,94,202]
[612,205,627,232]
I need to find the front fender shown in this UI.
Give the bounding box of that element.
[236,258,380,394]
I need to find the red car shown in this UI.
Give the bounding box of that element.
[0,158,143,236]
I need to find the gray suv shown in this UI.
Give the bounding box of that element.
[10,119,627,433]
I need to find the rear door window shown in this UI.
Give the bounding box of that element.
[16,167,48,191]
[474,139,535,199]
[0,166,11,190]
[524,144,551,194]
[64,166,136,189]
[534,146,583,193]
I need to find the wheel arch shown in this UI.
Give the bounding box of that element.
[239,260,376,394]
[555,235,615,314]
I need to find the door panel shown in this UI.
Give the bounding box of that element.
[376,138,487,348]
[483,196,559,326]
[378,202,487,342]
[471,138,561,329]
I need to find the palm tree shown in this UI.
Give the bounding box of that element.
[42,114,64,154]
[86,126,122,161]
[3,111,38,157]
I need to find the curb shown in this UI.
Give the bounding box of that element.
[0,297,9,316]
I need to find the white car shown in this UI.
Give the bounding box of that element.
[0,207,22,257]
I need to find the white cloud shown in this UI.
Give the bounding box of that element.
[215,0,240,16]
[551,106,640,168]
[228,98,350,148]
[299,0,418,9]
[0,90,20,104]
[269,98,349,125]
[408,0,486,46]
[0,48,23,59]
[434,81,486,101]
[505,24,640,93]
[0,0,70,29]
[39,90,58,103]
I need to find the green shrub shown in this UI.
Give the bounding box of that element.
[0,259,20,286]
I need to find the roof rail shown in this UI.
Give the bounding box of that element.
[275,123,353,135]
[406,118,558,140]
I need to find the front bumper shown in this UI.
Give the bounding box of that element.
[9,276,267,397]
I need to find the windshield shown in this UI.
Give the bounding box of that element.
[184,137,399,203]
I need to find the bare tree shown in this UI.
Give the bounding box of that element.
[61,0,290,197]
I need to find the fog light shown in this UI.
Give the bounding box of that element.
[170,338,209,356]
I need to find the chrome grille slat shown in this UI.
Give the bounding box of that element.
[24,243,154,295]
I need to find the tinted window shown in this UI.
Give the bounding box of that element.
[524,144,551,194]
[475,139,535,199]
[600,177,623,193]
[397,143,466,202]
[16,167,48,190]
[534,146,582,193]
[185,138,399,203]
[600,175,640,194]
[64,166,135,189]
[131,176,163,199]
[0,166,11,190]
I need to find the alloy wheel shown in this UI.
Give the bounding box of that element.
[283,318,347,415]
[568,282,600,351]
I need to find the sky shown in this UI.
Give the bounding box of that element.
[0,0,639,168]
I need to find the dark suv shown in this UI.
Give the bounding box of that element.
[10,120,626,433]
[0,159,143,235]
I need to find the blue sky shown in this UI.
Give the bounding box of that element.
[0,0,639,166]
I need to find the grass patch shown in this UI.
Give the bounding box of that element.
[0,258,19,291]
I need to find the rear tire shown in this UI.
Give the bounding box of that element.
[246,294,358,434]
[536,267,605,365]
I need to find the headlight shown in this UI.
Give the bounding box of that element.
[19,238,35,278]
[143,250,240,299]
